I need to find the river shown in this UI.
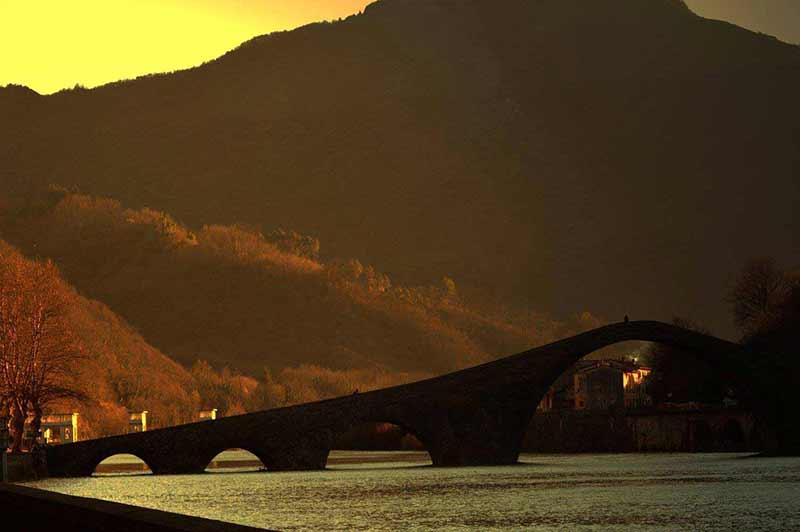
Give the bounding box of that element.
[26,451,800,531]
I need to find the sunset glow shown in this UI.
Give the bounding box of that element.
[1,0,799,525]
[2,0,799,94]
[0,0,370,94]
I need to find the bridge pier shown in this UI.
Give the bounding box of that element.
[258,429,332,472]
[147,454,208,475]
[423,400,533,467]
[261,446,329,471]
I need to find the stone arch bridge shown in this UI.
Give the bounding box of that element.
[47,320,750,476]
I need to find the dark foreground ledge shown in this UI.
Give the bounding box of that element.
[0,483,273,532]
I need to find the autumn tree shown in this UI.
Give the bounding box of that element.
[266,228,320,260]
[727,258,791,338]
[191,361,261,417]
[0,251,85,451]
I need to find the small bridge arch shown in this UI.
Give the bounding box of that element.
[92,453,153,475]
[204,448,267,472]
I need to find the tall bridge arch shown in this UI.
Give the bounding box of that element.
[48,321,751,476]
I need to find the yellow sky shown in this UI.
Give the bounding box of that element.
[0,0,370,94]
[2,1,798,94]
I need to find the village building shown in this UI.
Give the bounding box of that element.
[199,408,218,421]
[23,412,80,445]
[538,359,652,412]
[128,410,149,433]
[623,364,652,409]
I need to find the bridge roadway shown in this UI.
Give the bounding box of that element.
[47,320,747,476]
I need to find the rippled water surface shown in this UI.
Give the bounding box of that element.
[27,452,800,531]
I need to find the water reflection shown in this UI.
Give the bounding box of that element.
[94,453,152,476]
[205,449,265,473]
[29,452,800,531]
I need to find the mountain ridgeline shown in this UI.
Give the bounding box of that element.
[2,0,799,337]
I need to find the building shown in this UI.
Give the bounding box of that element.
[128,411,148,433]
[538,359,651,412]
[574,360,626,411]
[199,408,218,421]
[23,413,80,445]
[623,365,652,408]
[41,413,80,444]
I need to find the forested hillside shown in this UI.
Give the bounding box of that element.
[0,238,446,438]
[1,189,605,377]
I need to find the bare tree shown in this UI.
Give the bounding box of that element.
[0,253,85,451]
[727,258,790,337]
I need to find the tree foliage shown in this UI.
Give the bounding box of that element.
[0,241,203,442]
[0,248,85,451]
[727,258,791,337]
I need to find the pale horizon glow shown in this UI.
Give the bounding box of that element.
[0,0,371,94]
[1,0,798,95]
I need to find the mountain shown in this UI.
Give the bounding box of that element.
[2,0,799,336]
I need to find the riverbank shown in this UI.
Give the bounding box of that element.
[0,482,271,532]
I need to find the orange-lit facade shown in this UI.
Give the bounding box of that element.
[623,366,652,409]
[24,412,80,444]
[129,410,149,433]
[199,409,218,421]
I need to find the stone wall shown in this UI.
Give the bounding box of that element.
[523,409,760,453]
[4,451,48,482]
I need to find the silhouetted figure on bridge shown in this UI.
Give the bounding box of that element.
[624,315,629,324]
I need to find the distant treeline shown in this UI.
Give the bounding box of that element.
[0,188,617,439]
[1,188,614,375]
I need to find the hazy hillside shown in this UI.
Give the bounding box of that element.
[2,0,799,336]
[3,190,590,376]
